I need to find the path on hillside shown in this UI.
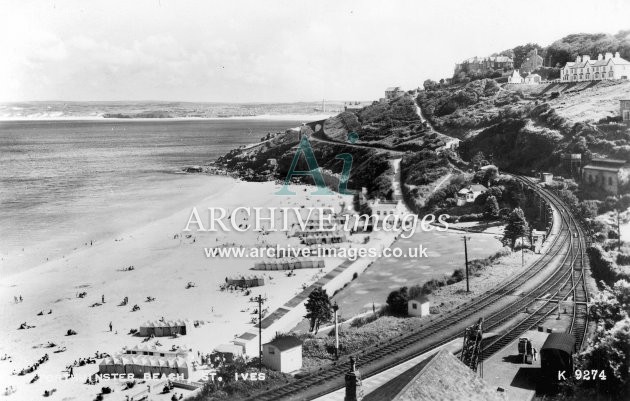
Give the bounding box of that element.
[309,134,404,155]
[431,173,452,193]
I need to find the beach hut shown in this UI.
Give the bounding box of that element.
[177,319,188,335]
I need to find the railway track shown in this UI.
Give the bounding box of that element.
[509,175,589,351]
[245,175,589,401]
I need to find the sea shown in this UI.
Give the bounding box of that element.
[0,118,307,274]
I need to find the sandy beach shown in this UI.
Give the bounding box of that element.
[0,176,363,400]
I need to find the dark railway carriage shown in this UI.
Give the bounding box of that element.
[540,333,575,382]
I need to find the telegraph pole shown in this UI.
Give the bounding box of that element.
[258,294,263,369]
[522,236,526,267]
[463,236,470,292]
[333,302,340,359]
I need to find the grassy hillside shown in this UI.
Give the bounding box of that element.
[418,78,630,174]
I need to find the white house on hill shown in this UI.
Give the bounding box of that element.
[508,69,523,84]
[457,185,487,206]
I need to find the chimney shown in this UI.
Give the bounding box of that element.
[605,52,613,60]
[598,53,603,61]
[583,55,591,62]
[615,51,620,59]
[576,55,581,63]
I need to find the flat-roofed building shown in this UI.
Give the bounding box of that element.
[582,158,629,195]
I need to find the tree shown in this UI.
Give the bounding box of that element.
[484,196,499,219]
[386,286,409,315]
[304,287,331,334]
[423,79,439,91]
[577,317,630,397]
[502,207,529,250]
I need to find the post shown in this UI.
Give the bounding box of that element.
[258,294,262,370]
[521,235,524,268]
[617,208,622,250]
[463,236,470,293]
[333,302,339,359]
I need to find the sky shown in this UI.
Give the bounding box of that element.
[1,0,629,103]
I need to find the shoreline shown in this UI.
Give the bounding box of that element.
[0,174,234,277]
[0,113,334,122]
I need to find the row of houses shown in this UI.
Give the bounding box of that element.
[561,52,630,82]
[454,55,515,76]
[454,49,629,84]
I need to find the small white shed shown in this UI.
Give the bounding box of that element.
[408,295,430,317]
[262,337,303,373]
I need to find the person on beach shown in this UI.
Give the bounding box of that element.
[19,295,23,302]
[109,322,112,332]
[68,366,74,378]
[102,295,105,303]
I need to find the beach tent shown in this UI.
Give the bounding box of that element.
[148,357,161,376]
[132,356,145,377]
[106,357,117,374]
[158,359,170,376]
[113,357,125,374]
[99,358,112,375]
[122,356,134,374]
[173,357,189,378]
[138,321,154,337]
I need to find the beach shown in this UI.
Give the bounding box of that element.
[0,176,363,400]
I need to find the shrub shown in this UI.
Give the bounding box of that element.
[386,287,409,315]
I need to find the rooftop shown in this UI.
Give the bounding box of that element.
[365,349,505,401]
[541,332,575,355]
[266,336,303,351]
